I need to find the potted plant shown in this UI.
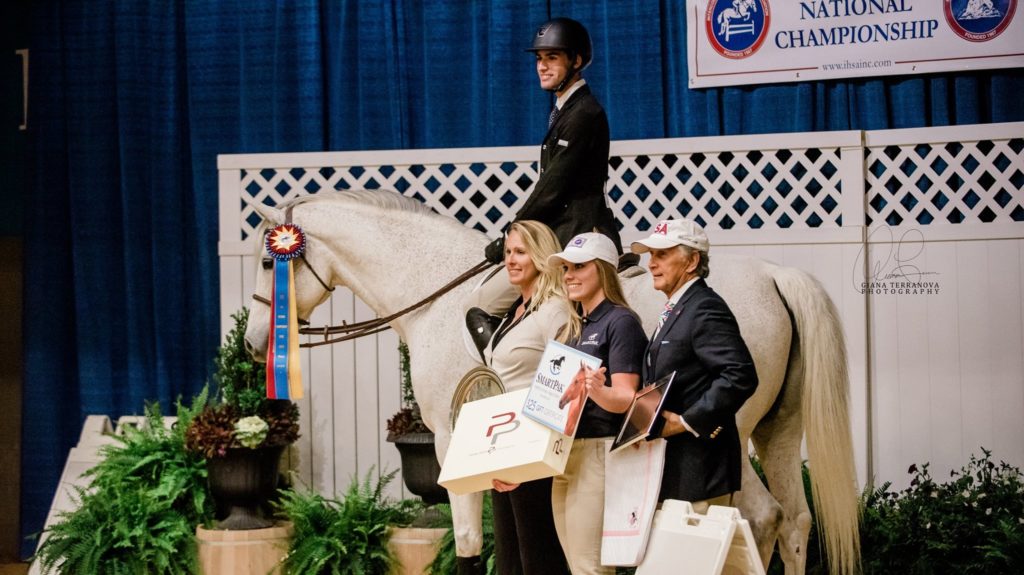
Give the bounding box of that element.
[185,309,300,530]
[33,400,213,574]
[386,341,449,505]
[276,468,422,575]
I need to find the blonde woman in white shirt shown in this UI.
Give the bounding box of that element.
[485,220,571,575]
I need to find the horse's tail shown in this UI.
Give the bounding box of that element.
[771,266,860,575]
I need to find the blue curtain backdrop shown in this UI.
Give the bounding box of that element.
[21,0,1024,554]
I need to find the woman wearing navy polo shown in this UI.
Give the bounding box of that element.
[547,232,648,575]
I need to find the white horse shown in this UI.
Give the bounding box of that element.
[244,190,860,575]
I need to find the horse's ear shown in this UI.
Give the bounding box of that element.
[252,203,285,226]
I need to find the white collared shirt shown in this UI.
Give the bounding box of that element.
[555,78,587,110]
[655,276,699,338]
[665,276,699,310]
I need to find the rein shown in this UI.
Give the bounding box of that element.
[253,259,492,348]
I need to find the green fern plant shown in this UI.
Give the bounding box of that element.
[277,468,422,575]
[33,394,214,574]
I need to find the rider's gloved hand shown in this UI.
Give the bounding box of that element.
[484,236,505,265]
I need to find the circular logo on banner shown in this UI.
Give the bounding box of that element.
[705,0,771,59]
[266,223,306,261]
[944,0,1016,42]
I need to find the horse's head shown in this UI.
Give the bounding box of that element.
[242,188,490,371]
[244,202,338,362]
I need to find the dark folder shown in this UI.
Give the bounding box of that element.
[609,372,675,453]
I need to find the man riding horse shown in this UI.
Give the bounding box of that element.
[466,17,634,353]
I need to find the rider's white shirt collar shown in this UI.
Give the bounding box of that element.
[556,79,586,110]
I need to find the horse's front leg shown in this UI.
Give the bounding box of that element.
[449,491,484,573]
[433,429,485,573]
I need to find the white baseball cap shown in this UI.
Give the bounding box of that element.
[630,219,710,254]
[547,232,618,267]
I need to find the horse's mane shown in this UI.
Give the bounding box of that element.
[280,189,436,217]
[252,189,474,257]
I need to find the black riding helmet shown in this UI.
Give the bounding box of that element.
[526,17,593,93]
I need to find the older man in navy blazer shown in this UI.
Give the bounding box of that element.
[631,219,758,510]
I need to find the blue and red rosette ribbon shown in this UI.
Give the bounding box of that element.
[265,224,306,400]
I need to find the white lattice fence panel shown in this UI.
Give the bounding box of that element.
[607,146,844,231]
[237,160,539,240]
[866,134,1024,226]
[234,145,852,241]
[229,127,1024,243]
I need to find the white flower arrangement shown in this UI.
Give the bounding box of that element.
[234,415,269,449]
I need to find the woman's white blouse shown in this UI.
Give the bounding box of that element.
[485,298,569,392]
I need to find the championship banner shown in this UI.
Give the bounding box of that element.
[687,0,1024,88]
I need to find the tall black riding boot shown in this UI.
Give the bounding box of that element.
[456,555,483,575]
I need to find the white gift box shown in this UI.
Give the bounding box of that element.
[438,388,572,494]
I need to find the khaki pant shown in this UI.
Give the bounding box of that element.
[551,437,614,575]
[656,493,734,514]
[689,493,734,514]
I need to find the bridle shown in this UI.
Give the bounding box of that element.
[252,257,491,348]
[250,227,492,348]
[250,251,335,314]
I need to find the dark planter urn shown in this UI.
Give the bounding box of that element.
[206,445,286,530]
[390,432,449,505]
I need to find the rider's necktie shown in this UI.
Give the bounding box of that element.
[548,106,560,129]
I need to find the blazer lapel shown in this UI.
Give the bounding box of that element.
[656,301,685,340]
[643,337,656,382]
[543,84,589,141]
[644,279,707,379]
[647,305,680,374]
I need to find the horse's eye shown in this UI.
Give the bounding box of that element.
[262,257,274,270]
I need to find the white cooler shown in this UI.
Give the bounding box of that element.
[637,501,765,575]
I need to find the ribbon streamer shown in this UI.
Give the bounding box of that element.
[265,224,306,400]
